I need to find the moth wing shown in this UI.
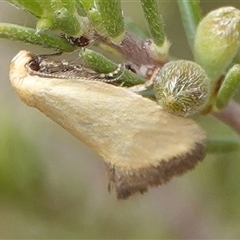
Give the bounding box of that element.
[10,50,206,199]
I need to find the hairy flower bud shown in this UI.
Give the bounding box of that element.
[194,7,240,84]
[153,60,210,116]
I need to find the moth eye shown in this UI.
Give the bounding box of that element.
[65,35,90,47]
[74,36,90,47]
[28,59,40,72]
[153,60,210,117]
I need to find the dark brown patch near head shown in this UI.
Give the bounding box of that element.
[105,142,205,200]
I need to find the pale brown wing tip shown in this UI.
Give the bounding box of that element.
[106,142,205,200]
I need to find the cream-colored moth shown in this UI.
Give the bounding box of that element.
[9,50,206,200]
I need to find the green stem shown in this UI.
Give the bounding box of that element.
[125,17,148,40]
[177,0,202,51]
[207,138,240,153]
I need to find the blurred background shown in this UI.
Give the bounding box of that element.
[1,0,240,238]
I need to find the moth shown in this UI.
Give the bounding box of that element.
[9,50,206,200]
[61,33,91,47]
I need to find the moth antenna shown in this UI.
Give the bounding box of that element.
[98,64,125,83]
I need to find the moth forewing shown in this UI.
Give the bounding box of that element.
[10,50,206,200]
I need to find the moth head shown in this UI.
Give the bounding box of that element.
[10,50,34,81]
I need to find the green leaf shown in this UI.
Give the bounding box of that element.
[140,0,165,47]
[76,0,94,12]
[79,49,146,86]
[140,0,170,61]
[61,0,77,13]
[216,64,240,110]
[95,0,125,43]
[53,8,81,36]
[87,8,108,37]
[8,0,44,17]
[0,23,75,52]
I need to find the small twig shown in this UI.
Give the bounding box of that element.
[213,100,240,135]
[96,30,166,68]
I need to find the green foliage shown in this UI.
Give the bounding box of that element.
[194,7,240,85]
[0,22,75,51]
[216,65,240,110]
[0,108,44,196]
[140,0,165,46]
[1,1,240,238]
[95,0,125,43]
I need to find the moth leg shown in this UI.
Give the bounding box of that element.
[38,52,63,59]
[97,64,125,83]
[128,78,154,93]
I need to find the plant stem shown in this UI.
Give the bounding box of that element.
[213,100,240,135]
[97,30,166,68]
[207,138,240,153]
[177,0,202,51]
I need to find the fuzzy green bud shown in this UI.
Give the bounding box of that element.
[194,7,240,86]
[153,60,210,117]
